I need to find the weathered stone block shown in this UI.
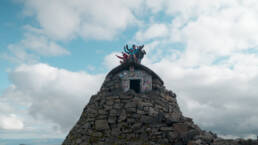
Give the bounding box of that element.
[111,128,120,136]
[108,117,116,124]
[174,123,189,135]
[113,103,121,109]
[126,107,137,113]
[109,109,118,116]
[125,102,137,108]
[160,127,174,131]
[91,132,103,137]
[98,109,107,115]
[95,120,109,130]
[141,116,153,124]
[118,110,126,122]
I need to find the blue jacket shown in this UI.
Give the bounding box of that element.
[124,47,136,55]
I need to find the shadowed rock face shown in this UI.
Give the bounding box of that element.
[62,63,258,145]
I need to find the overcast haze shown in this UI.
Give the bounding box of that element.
[0,0,258,139]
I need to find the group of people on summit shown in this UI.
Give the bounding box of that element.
[116,44,146,64]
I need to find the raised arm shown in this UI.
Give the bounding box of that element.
[124,45,129,54]
[116,55,123,59]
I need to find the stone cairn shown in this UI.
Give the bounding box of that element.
[62,63,258,145]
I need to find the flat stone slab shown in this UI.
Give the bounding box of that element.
[95,120,109,130]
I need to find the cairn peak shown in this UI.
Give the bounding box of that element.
[62,62,258,145]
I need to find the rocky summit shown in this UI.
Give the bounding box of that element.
[62,62,258,145]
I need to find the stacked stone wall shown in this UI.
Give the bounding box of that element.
[63,65,258,145]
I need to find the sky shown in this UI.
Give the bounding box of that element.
[0,0,258,140]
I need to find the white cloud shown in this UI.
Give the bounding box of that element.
[22,33,70,56]
[172,10,258,53]
[135,23,168,41]
[168,0,258,65]
[165,0,233,19]
[103,52,121,69]
[3,30,69,64]
[0,101,24,131]
[23,0,81,40]
[145,0,166,13]
[4,44,39,64]
[22,0,139,40]
[0,114,24,130]
[2,63,104,133]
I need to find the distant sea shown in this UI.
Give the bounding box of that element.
[0,138,63,145]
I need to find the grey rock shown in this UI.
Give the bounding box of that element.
[126,107,137,112]
[160,126,174,131]
[106,100,113,106]
[95,120,109,130]
[76,138,82,144]
[141,115,153,124]
[91,132,103,137]
[113,103,121,109]
[111,128,120,136]
[108,117,116,124]
[149,107,158,116]
[125,102,137,108]
[109,109,117,116]
[118,110,126,122]
[98,109,107,115]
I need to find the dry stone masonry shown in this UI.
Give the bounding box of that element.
[62,62,258,145]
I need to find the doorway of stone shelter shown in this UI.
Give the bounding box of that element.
[130,79,141,93]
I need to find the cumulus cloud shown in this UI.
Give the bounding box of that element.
[145,0,166,13]
[167,0,258,66]
[135,23,168,41]
[0,102,24,131]
[0,114,24,130]
[3,30,69,63]
[3,44,39,64]
[103,52,121,69]
[2,63,104,132]
[22,0,139,40]
[21,33,70,56]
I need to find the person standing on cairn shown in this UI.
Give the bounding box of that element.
[116,52,128,64]
[117,44,146,64]
[135,45,146,63]
[124,44,137,62]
